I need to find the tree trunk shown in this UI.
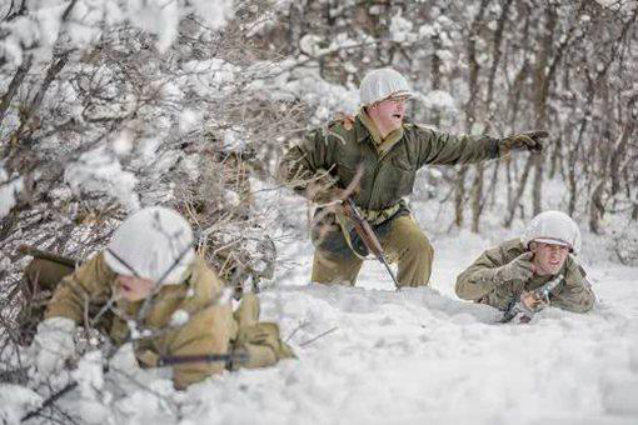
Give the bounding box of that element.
[456,0,491,229]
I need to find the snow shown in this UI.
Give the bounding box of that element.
[0,385,41,424]
[169,309,190,327]
[420,89,458,112]
[179,109,203,134]
[5,199,637,424]
[64,145,140,211]
[390,13,416,44]
[0,166,23,220]
[0,0,235,67]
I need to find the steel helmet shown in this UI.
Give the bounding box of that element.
[522,210,582,254]
[104,207,196,284]
[359,68,414,105]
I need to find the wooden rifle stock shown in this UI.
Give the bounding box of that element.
[344,198,400,290]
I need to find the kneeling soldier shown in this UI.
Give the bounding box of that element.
[455,211,595,320]
[24,207,293,389]
[279,67,547,288]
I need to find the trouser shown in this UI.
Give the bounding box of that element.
[311,214,435,287]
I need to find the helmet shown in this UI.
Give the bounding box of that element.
[104,207,196,284]
[522,210,582,254]
[359,68,414,105]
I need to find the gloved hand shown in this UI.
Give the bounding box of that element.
[31,317,76,377]
[306,170,343,205]
[500,130,548,155]
[493,252,535,285]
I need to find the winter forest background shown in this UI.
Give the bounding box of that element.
[1,0,638,424]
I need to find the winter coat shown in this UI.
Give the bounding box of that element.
[45,252,236,389]
[280,110,502,255]
[455,239,595,313]
[280,111,501,212]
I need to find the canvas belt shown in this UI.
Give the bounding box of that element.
[357,203,403,226]
[335,202,404,259]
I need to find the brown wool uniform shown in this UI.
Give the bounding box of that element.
[455,239,595,313]
[26,253,293,389]
[280,110,502,287]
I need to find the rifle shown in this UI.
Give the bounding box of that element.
[17,244,78,268]
[500,274,564,324]
[157,352,249,367]
[344,198,400,290]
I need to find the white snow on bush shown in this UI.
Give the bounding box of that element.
[0,0,235,66]
[64,146,140,211]
[390,13,417,44]
[179,109,203,134]
[421,89,457,112]
[0,166,23,219]
[0,384,42,424]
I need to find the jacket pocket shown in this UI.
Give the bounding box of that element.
[389,154,416,197]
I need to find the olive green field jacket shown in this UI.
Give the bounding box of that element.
[455,239,596,313]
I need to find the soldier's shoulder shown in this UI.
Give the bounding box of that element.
[189,256,226,302]
[326,114,356,134]
[502,238,526,252]
[403,120,438,133]
[487,239,525,262]
[83,251,117,283]
[311,115,356,145]
[403,121,439,142]
[565,255,588,278]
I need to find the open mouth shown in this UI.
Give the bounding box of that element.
[392,114,403,119]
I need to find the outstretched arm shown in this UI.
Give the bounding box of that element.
[413,126,547,167]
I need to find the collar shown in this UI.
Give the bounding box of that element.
[356,108,405,157]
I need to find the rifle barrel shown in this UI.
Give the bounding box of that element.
[157,352,248,367]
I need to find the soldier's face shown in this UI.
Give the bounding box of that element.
[369,97,407,132]
[116,275,155,302]
[530,242,569,276]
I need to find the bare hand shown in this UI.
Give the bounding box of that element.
[520,291,548,311]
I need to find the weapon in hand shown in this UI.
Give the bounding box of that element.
[500,274,563,324]
[343,198,400,290]
[157,352,249,367]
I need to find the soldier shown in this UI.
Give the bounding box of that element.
[279,68,547,287]
[25,207,293,390]
[455,210,595,318]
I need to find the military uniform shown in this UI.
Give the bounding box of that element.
[455,239,595,313]
[24,252,294,389]
[280,110,502,287]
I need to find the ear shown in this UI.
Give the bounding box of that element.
[529,241,538,252]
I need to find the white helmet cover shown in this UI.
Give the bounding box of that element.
[522,210,582,254]
[359,68,414,105]
[104,207,196,285]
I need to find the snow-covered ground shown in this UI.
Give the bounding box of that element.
[209,233,638,425]
[2,205,638,425]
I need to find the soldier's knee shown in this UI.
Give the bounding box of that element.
[404,234,434,260]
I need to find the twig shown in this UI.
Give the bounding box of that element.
[285,320,309,342]
[298,326,338,347]
[22,382,78,422]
